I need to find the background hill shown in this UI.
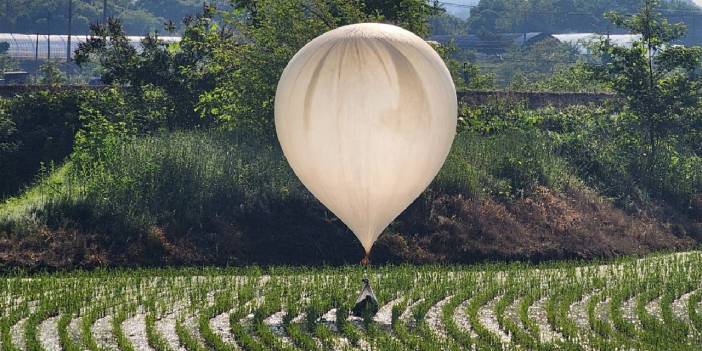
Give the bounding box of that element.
[431,0,702,40]
[0,0,229,35]
[1,0,700,36]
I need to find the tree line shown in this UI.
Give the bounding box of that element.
[0,0,213,35]
[433,0,701,38]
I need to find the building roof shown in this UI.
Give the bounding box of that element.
[0,33,180,61]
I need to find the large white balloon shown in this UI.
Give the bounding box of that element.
[275,23,457,254]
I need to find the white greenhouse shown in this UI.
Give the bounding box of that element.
[0,33,180,61]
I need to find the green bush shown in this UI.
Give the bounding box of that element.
[435,128,570,199]
[0,86,173,202]
[0,91,81,200]
[0,129,369,264]
[74,130,304,235]
[457,101,702,215]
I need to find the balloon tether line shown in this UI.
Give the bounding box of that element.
[361,250,371,284]
[353,249,379,317]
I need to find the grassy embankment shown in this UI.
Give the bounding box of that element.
[1,103,699,268]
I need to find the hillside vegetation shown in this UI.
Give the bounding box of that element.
[1,102,698,269]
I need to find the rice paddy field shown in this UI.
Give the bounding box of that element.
[2,251,702,351]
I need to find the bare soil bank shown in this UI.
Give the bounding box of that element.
[1,186,698,271]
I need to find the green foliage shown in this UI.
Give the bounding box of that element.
[594,0,702,146]
[467,97,702,214]
[429,12,469,36]
[362,0,444,36]
[0,41,17,76]
[455,99,702,213]
[466,0,701,36]
[73,130,299,236]
[72,87,138,177]
[0,91,81,200]
[200,0,443,137]
[0,52,17,74]
[436,125,570,199]
[523,64,610,93]
[55,118,569,248]
[32,130,367,265]
[503,40,582,88]
[0,0,205,35]
[468,39,604,90]
[0,103,17,157]
[75,7,225,129]
[38,61,66,86]
[589,0,702,208]
[458,62,496,90]
[0,84,173,202]
[437,42,496,90]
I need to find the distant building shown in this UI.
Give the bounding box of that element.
[0,33,181,61]
[428,33,555,53]
[0,71,29,85]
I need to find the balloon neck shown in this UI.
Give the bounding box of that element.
[360,253,370,267]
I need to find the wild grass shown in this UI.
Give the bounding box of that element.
[435,128,573,198]
[1,126,571,237]
[0,164,76,235]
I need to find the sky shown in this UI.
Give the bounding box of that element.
[693,0,702,7]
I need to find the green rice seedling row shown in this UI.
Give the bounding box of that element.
[3,252,702,350]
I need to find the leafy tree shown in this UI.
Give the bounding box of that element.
[0,41,18,73]
[523,63,609,92]
[362,0,444,36]
[593,0,702,168]
[0,0,208,35]
[74,4,229,129]
[0,91,81,199]
[38,61,66,85]
[135,0,205,28]
[72,0,444,136]
[199,0,443,136]
[429,13,469,36]
[498,39,583,89]
[233,0,441,34]
[466,0,701,36]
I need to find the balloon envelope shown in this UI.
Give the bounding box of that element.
[275,23,457,254]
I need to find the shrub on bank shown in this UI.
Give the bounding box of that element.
[0,91,81,200]
[458,102,702,218]
[435,128,570,199]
